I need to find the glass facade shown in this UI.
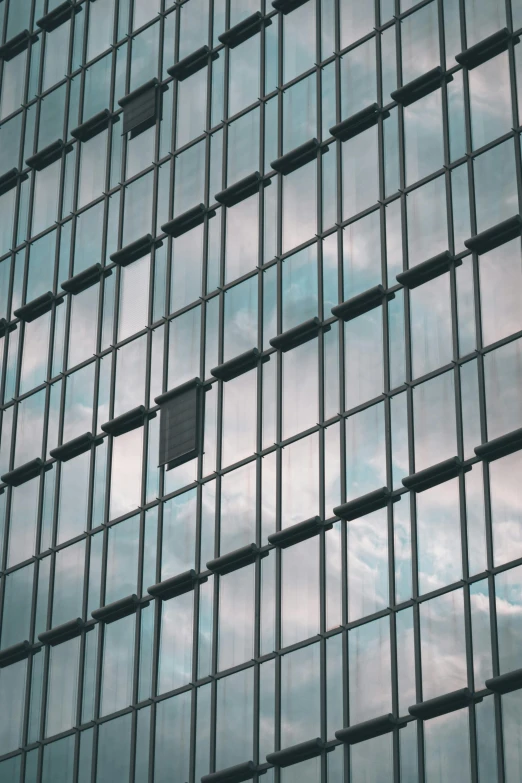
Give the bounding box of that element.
[0,0,522,780]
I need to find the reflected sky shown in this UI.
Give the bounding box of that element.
[420,588,467,701]
[2,2,522,777]
[349,616,391,724]
[424,708,472,783]
[416,478,462,594]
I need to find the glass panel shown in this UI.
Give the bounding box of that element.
[349,616,391,723]
[46,636,80,737]
[109,425,143,521]
[281,432,319,527]
[407,175,448,266]
[161,489,197,578]
[503,690,522,783]
[479,238,522,348]
[100,613,135,716]
[1,562,34,649]
[52,540,85,628]
[158,590,193,693]
[413,370,457,471]
[404,88,444,185]
[424,708,471,783]
[220,461,256,555]
[280,643,320,747]
[343,210,381,299]
[420,589,467,701]
[282,536,319,647]
[345,402,386,501]
[495,565,522,674]
[96,713,132,783]
[416,478,462,594]
[342,126,379,220]
[484,337,522,441]
[401,1,439,84]
[469,52,512,150]
[473,140,518,234]
[351,732,393,781]
[490,450,522,567]
[344,306,383,410]
[105,514,139,604]
[155,691,191,783]
[282,159,317,254]
[215,668,254,769]
[0,659,26,754]
[341,38,377,118]
[347,507,388,621]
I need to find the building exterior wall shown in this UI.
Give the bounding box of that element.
[0,0,522,780]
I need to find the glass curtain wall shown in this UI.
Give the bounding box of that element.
[0,0,521,781]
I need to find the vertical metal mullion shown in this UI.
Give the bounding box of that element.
[188,681,197,783]
[72,728,81,783]
[274,653,281,783]
[149,593,161,716]
[488,569,505,783]
[0,274,14,403]
[21,572,40,756]
[338,624,347,783]
[129,707,138,783]
[37,646,51,755]
[134,521,147,693]
[412,600,425,783]
[90,723,99,783]
[92,616,105,724]
[77,537,92,723]
[209,675,217,775]
[389,610,401,783]
[319,635,327,780]
[464,579,480,783]
[148,697,156,783]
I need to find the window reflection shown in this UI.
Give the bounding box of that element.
[1,562,34,649]
[484,337,522,441]
[413,370,456,472]
[420,589,467,701]
[495,565,522,675]
[347,507,388,621]
[161,488,197,578]
[281,432,319,527]
[351,732,393,781]
[105,514,139,604]
[473,140,518,233]
[342,125,379,220]
[100,613,135,716]
[503,690,522,783]
[52,539,85,627]
[159,590,193,693]
[218,565,255,670]
[343,210,381,299]
[479,238,522,348]
[345,402,386,501]
[282,159,317,254]
[424,708,472,783]
[406,175,448,266]
[96,712,132,783]
[220,461,256,554]
[282,537,319,647]
[416,478,462,594]
[155,691,191,782]
[0,659,26,754]
[404,88,444,185]
[490,451,522,567]
[46,636,80,737]
[281,643,320,747]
